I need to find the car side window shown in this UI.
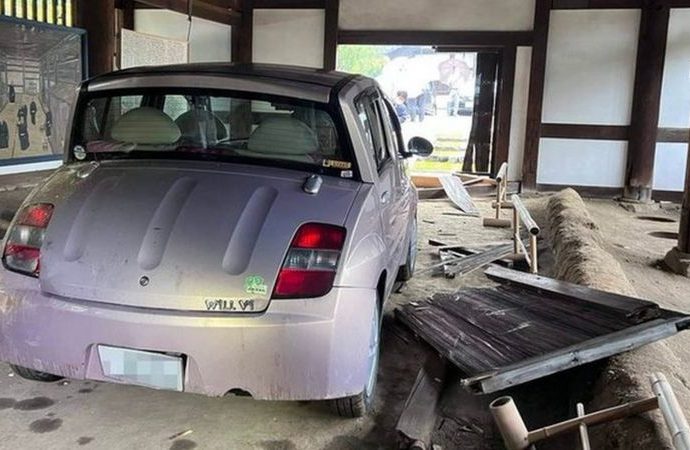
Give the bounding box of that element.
[375,98,401,158]
[355,94,390,171]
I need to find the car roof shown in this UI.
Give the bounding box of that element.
[85,63,367,103]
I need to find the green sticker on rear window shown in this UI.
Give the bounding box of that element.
[245,275,268,295]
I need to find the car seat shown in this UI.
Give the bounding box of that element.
[237,116,318,164]
[175,109,228,146]
[110,107,181,148]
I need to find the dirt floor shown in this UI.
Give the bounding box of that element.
[0,175,688,449]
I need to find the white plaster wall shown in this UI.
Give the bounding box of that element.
[542,10,640,125]
[537,139,627,187]
[253,9,325,68]
[654,143,688,191]
[654,9,690,191]
[659,9,690,128]
[339,0,535,31]
[134,10,232,63]
[508,47,531,182]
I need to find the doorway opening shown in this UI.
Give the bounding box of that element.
[337,45,502,176]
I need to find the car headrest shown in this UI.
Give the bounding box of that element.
[248,117,318,155]
[175,110,228,144]
[110,107,181,145]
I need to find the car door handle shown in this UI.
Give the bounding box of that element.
[381,191,391,204]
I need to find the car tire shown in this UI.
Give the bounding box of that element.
[397,218,418,283]
[10,364,63,383]
[331,298,381,418]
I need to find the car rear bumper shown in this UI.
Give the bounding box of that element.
[0,271,377,401]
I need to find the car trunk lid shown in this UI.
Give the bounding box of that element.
[39,162,359,312]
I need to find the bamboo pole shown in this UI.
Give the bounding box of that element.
[577,403,591,450]
[650,373,690,450]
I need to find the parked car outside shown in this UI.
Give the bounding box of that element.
[0,64,432,417]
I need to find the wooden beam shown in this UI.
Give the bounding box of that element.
[541,123,630,140]
[76,0,116,76]
[657,127,690,143]
[119,0,135,29]
[493,46,517,176]
[232,0,253,63]
[337,30,533,47]
[625,1,670,202]
[253,0,324,7]
[323,0,338,70]
[134,0,241,25]
[522,0,551,190]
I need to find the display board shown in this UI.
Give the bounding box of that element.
[0,16,85,164]
[121,28,188,69]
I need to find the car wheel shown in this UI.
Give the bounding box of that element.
[397,218,418,283]
[331,298,381,418]
[10,364,63,382]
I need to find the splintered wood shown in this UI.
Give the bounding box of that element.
[396,267,689,393]
[438,175,480,216]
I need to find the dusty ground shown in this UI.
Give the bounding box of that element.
[0,175,687,449]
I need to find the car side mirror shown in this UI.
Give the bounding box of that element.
[406,136,433,158]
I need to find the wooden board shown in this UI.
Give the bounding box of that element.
[396,356,447,449]
[444,243,514,276]
[396,280,688,393]
[484,265,661,324]
[438,175,480,215]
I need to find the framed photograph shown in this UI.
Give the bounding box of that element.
[0,16,86,166]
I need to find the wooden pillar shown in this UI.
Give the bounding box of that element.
[323,0,339,70]
[75,0,116,76]
[464,51,499,173]
[493,46,517,176]
[625,1,670,202]
[232,0,253,63]
[521,0,550,190]
[120,0,135,30]
[663,132,690,276]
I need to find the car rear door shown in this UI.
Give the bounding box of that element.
[354,91,400,274]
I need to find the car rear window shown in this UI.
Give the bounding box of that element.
[73,89,355,177]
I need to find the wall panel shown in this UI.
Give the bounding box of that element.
[654,8,690,191]
[253,9,325,68]
[508,46,532,181]
[339,0,535,31]
[134,9,232,63]
[537,138,627,187]
[542,9,640,125]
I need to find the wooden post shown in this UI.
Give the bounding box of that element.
[663,128,690,276]
[624,0,670,203]
[323,0,339,70]
[521,0,550,191]
[120,0,135,30]
[75,0,116,76]
[232,0,253,63]
[493,46,516,176]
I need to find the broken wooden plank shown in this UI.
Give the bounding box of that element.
[484,265,661,324]
[396,355,447,450]
[445,244,514,276]
[396,286,689,394]
[438,175,480,216]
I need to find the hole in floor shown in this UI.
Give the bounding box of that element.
[647,231,679,240]
[637,215,678,223]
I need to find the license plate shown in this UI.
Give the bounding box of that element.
[97,345,183,391]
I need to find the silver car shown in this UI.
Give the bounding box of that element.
[0,64,432,417]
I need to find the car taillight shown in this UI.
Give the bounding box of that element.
[3,203,54,277]
[272,223,346,299]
